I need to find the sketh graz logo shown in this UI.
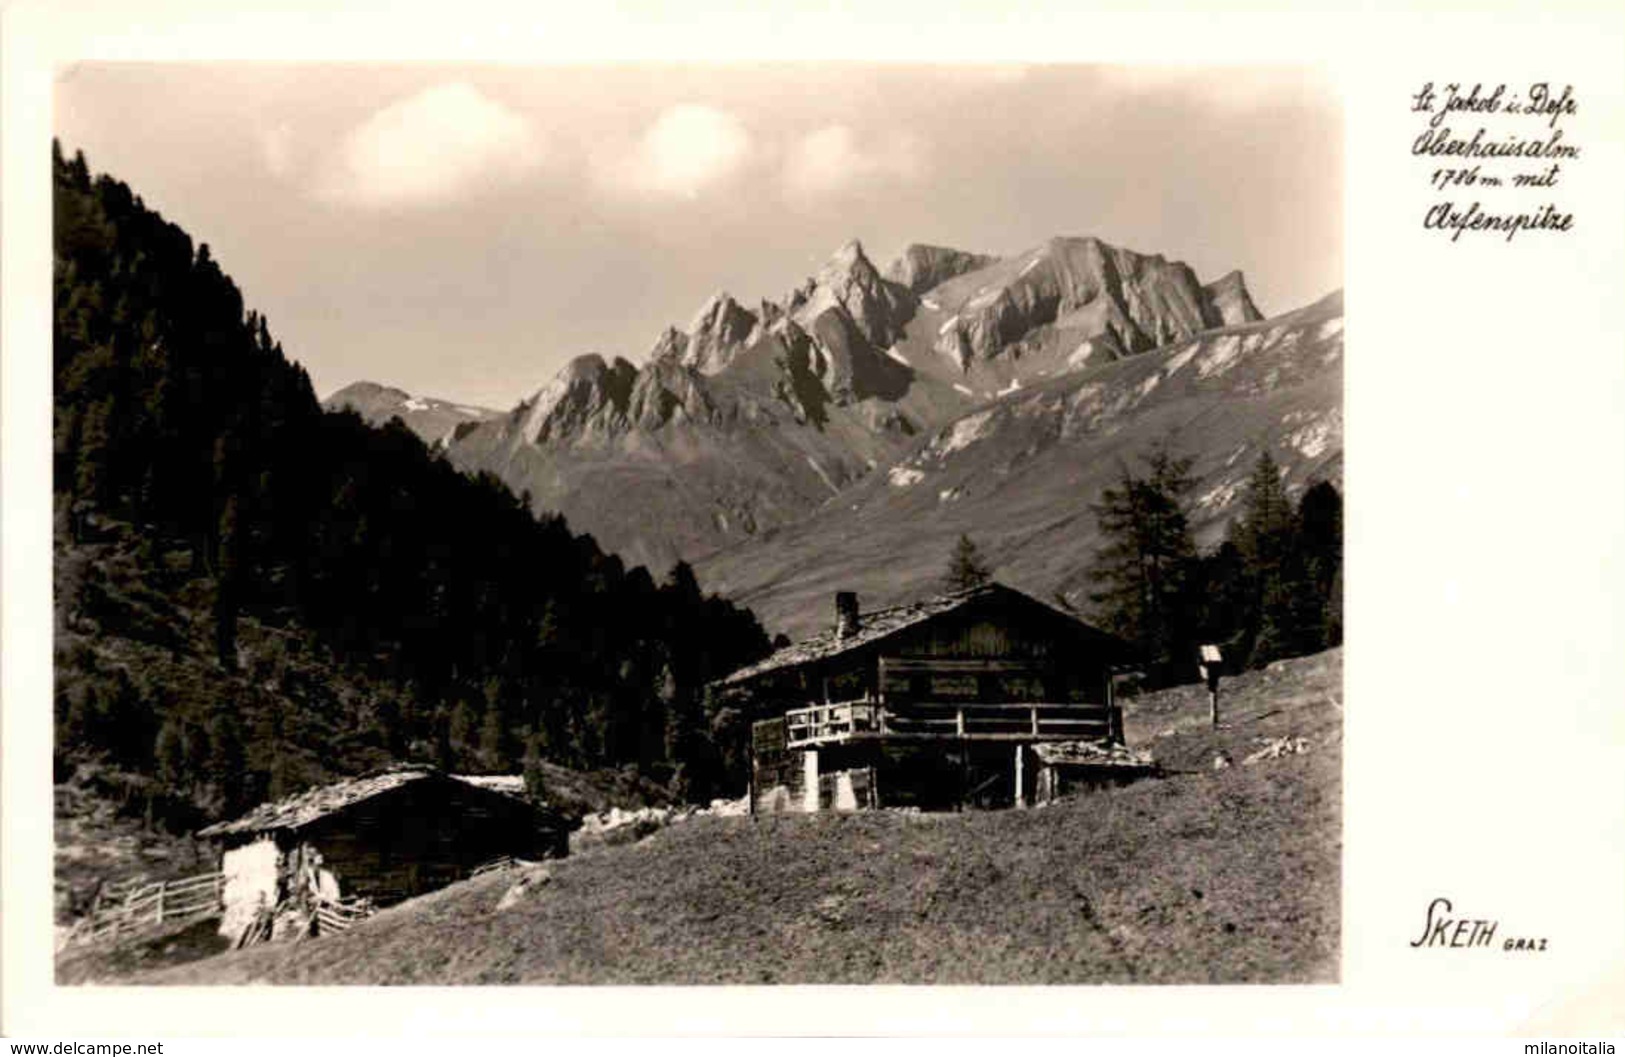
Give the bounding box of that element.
[1410,896,1548,951]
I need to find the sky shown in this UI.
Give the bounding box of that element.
[55,63,1342,409]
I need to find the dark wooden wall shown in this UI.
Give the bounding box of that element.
[820,593,1116,705]
[296,777,564,906]
[750,717,803,810]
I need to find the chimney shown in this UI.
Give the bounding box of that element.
[834,591,860,639]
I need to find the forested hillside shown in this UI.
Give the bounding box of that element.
[52,142,771,831]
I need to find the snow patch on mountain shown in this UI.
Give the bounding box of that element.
[932,409,996,458]
[1196,479,1244,511]
[1196,334,1245,379]
[1284,409,1341,460]
[1067,341,1097,369]
[888,465,925,488]
[1164,342,1200,375]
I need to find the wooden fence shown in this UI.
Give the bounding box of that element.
[312,895,375,936]
[67,871,223,947]
[231,893,375,948]
[470,855,515,878]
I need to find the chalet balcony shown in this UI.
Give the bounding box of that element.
[783,699,1118,748]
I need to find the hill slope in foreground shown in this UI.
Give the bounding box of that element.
[98,650,1340,987]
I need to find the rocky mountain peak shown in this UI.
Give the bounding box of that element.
[928,235,1266,370]
[745,298,788,347]
[647,326,690,365]
[689,291,745,331]
[520,353,637,443]
[883,243,998,294]
[1202,270,1264,327]
[684,292,758,374]
[825,238,870,271]
[797,238,917,351]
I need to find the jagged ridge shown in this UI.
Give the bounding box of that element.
[443,235,1270,571]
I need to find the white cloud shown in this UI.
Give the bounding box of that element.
[599,104,751,199]
[782,124,925,198]
[315,82,544,209]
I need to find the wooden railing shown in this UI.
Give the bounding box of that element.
[66,871,223,947]
[785,702,880,745]
[784,699,1116,747]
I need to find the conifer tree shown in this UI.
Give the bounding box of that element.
[1236,451,1327,664]
[521,733,548,803]
[1238,451,1294,572]
[213,493,241,668]
[447,699,476,770]
[477,703,509,773]
[1087,442,1201,682]
[154,718,187,790]
[205,709,245,812]
[945,533,992,592]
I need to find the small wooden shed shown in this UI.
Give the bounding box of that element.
[197,767,565,939]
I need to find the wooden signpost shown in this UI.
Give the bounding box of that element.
[1198,644,1224,728]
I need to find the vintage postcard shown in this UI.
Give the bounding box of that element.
[2,0,1621,1040]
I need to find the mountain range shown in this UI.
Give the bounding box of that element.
[696,290,1343,637]
[328,235,1304,583]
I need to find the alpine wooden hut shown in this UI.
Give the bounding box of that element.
[197,766,566,939]
[715,583,1157,812]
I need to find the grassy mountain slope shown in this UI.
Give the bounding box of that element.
[445,356,965,574]
[698,292,1343,639]
[118,648,1340,986]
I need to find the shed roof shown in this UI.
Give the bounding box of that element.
[715,582,1134,688]
[198,766,450,840]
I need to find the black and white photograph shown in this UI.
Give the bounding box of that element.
[46,62,1343,986]
[3,0,1623,1042]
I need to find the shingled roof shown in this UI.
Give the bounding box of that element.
[715,582,1133,687]
[196,767,434,840]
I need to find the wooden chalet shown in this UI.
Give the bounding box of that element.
[716,583,1156,812]
[197,767,566,940]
